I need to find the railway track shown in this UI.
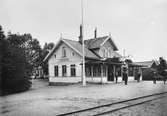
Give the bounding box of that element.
[56,92,167,116]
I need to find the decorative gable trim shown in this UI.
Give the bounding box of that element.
[62,39,83,57]
[100,35,118,51]
[43,38,83,62]
[100,36,110,47]
[43,38,61,62]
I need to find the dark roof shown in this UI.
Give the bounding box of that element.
[44,35,120,61]
[133,61,157,67]
[84,36,118,50]
[84,36,107,49]
[62,39,100,59]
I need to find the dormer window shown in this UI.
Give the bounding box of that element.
[62,47,66,57]
[72,52,75,56]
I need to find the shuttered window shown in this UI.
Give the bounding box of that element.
[54,66,58,77]
[71,65,76,77]
[62,47,66,57]
[62,65,67,77]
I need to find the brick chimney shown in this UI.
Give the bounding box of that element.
[79,24,83,44]
[94,27,97,38]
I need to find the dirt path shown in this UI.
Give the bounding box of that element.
[1,80,167,116]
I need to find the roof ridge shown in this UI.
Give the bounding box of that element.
[85,35,108,41]
[134,60,154,63]
[62,38,78,42]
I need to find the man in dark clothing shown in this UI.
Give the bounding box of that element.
[122,65,128,85]
[137,71,141,82]
[161,70,167,84]
[163,76,166,84]
[123,72,128,85]
[115,71,118,83]
[153,71,157,84]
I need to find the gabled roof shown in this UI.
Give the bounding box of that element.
[43,38,100,62]
[84,35,118,50]
[133,60,158,67]
[62,39,100,59]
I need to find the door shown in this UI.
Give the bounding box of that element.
[108,65,114,81]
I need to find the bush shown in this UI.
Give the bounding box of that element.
[1,41,31,95]
[142,68,163,81]
[142,68,154,80]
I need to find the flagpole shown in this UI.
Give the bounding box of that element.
[81,0,86,86]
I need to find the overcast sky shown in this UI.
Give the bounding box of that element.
[0,0,167,61]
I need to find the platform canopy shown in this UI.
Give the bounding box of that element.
[128,63,147,67]
[83,58,123,66]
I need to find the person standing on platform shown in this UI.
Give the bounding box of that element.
[163,75,166,84]
[153,71,157,84]
[137,70,141,82]
[122,64,128,85]
[124,71,128,85]
[115,70,118,83]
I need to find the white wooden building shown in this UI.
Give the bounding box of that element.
[44,27,124,84]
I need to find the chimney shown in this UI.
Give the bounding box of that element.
[79,24,83,44]
[94,27,97,38]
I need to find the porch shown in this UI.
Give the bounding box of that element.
[84,58,123,83]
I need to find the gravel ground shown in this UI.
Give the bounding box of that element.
[107,95,167,116]
[0,79,167,116]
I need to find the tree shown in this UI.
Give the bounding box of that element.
[1,43,31,94]
[41,42,55,76]
[157,57,167,77]
[1,29,42,95]
[7,33,42,74]
[42,42,55,59]
[0,25,6,94]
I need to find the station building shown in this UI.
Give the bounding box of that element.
[44,26,139,84]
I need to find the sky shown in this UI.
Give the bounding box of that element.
[0,0,167,61]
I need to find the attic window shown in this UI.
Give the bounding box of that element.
[62,47,66,57]
[72,52,75,56]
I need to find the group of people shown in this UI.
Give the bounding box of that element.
[152,71,167,84]
[114,64,167,85]
[114,65,129,85]
[114,65,131,85]
[115,64,141,85]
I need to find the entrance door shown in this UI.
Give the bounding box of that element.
[108,65,114,81]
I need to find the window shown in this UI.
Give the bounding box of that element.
[93,66,96,76]
[97,66,101,76]
[62,65,67,76]
[93,65,101,77]
[54,66,58,77]
[86,66,91,77]
[70,65,76,76]
[62,47,66,57]
[102,49,105,58]
[103,66,106,76]
[72,52,75,56]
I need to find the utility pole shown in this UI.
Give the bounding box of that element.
[81,0,86,86]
